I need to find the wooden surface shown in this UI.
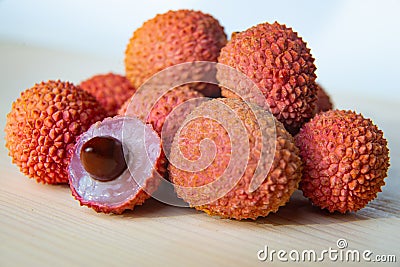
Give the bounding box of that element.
[0,42,399,267]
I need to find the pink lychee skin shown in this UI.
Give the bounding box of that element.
[124,9,227,96]
[315,83,333,113]
[168,98,303,220]
[217,22,317,135]
[118,85,205,136]
[80,73,136,116]
[295,110,390,213]
[5,80,107,184]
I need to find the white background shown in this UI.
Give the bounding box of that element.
[1,0,400,102]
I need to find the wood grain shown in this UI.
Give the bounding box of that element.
[0,42,399,267]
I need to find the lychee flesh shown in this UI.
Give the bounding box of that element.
[124,9,227,97]
[79,73,136,116]
[68,116,166,214]
[217,22,317,135]
[168,98,303,220]
[5,80,106,184]
[295,110,390,213]
[315,83,333,113]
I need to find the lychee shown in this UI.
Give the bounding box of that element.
[295,110,390,213]
[124,9,227,97]
[68,116,166,214]
[315,83,333,113]
[79,73,136,116]
[5,80,106,184]
[168,98,303,220]
[217,21,317,135]
[119,85,205,138]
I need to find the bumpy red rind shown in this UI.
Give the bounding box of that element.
[5,80,106,184]
[295,110,390,213]
[218,22,317,135]
[124,9,227,96]
[80,73,136,116]
[118,85,204,134]
[315,83,333,113]
[169,98,303,220]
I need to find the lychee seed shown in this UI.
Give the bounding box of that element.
[80,136,127,182]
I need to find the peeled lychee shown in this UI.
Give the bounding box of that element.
[168,98,303,220]
[295,110,390,213]
[124,9,227,97]
[5,80,106,184]
[68,116,166,214]
[217,22,317,135]
[79,73,136,116]
[315,83,333,113]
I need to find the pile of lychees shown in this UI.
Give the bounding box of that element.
[5,10,390,220]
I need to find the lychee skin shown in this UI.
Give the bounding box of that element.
[79,73,136,116]
[118,85,204,135]
[315,83,333,113]
[168,98,303,220]
[5,80,106,184]
[69,116,166,214]
[124,9,227,96]
[218,22,317,135]
[295,110,390,213]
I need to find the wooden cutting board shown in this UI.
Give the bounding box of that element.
[0,42,399,267]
